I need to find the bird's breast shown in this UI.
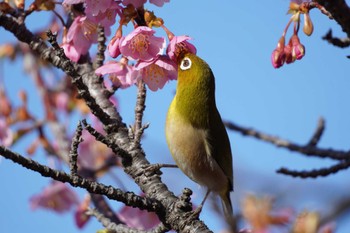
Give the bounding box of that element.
[165,104,227,193]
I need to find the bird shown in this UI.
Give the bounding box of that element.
[165,52,233,220]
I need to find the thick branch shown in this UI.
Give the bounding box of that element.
[88,208,169,233]
[315,0,350,38]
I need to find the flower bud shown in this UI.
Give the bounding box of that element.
[284,44,294,64]
[271,49,285,68]
[291,35,305,60]
[271,36,286,68]
[303,12,313,36]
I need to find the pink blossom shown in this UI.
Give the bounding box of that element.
[54,92,69,112]
[0,118,13,147]
[30,181,79,213]
[88,1,121,32]
[63,0,84,4]
[95,59,138,89]
[62,40,81,62]
[291,0,311,4]
[77,115,116,170]
[167,35,196,62]
[119,26,165,61]
[108,36,122,58]
[74,195,91,229]
[122,0,146,8]
[85,0,113,16]
[318,222,336,233]
[149,0,170,7]
[136,55,177,91]
[117,204,160,230]
[66,16,98,56]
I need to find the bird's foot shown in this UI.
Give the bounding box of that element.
[189,204,203,220]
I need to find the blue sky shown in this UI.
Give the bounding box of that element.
[1,0,350,232]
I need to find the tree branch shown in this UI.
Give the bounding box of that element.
[277,159,350,178]
[315,0,350,38]
[322,29,350,48]
[87,208,169,233]
[0,146,161,212]
[133,80,148,147]
[69,121,83,176]
[224,119,350,161]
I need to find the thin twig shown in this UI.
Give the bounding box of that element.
[81,119,131,164]
[69,121,83,176]
[322,29,350,48]
[133,80,147,147]
[277,159,350,178]
[90,194,123,225]
[224,120,350,161]
[0,146,161,212]
[307,117,325,147]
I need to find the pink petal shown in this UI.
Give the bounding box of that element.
[117,205,160,230]
[149,0,170,7]
[63,0,84,4]
[95,62,124,75]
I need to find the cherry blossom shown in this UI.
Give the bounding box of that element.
[74,195,91,228]
[0,118,13,147]
[108,36,123,58]
[30,181,79,213]
[95,58,138,89]
[167,35,197,62]
[136,55,177,91]
[85,0,113,17]
[64,16,98,61]
[149,0,170,7]
[122,0,147,8]
[117,203,160,230]
[119,26,165,61]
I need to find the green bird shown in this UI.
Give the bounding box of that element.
[165,53,233,219]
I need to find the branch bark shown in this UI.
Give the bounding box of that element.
[315,0,350,38]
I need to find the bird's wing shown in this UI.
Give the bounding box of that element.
[208,108,234,191]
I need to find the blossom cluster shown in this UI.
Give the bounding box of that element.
[271,0,314,69]
[62,0,196,91]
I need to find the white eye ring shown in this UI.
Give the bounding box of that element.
[180,57,192,70]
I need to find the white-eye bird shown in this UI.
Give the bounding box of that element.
[165,53,233,219]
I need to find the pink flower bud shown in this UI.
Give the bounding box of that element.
[284,44,295,64]
[271,49,285,68]
[271,36,286,68]
[291,35,305,60]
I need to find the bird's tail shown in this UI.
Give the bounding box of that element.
[221,191,233,219]
[220,192,237,231]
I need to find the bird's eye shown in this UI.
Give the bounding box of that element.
[180,57,192,70]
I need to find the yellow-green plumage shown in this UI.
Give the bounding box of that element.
[165,53,233,218]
